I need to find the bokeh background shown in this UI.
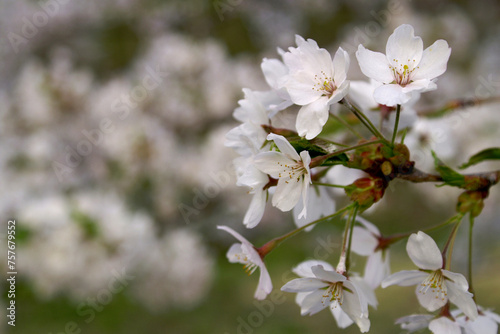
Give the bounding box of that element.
[1,0,500,333]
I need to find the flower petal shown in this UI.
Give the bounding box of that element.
[332,47,350,86]
[253,151,296,178]
[267,133,301,160]
[350,276,378,308]
[356,45,393,84]
[381,270,427,288]
[428,317,461,334]
[330,307,354,329]
[442,270,469,291]
[406,231,443,270]
[281,277,329,292]
[272,177,303,212]
[483,310,500,323]
[282,72,323,105]
[466,314,499,334]
[243,189,267,229]
[364,250,390,289]
[412,39,451,81]
[226,243,244,264]
[300,289,330,315]
[447,282,478,320]
[237,163,268,190]
[348,80,379,111]
[396,314,433,332]
[342,281,371,332]
[261,57,288,90]
[217,225,253,247]
[255,260,273,300]
[295,97,330,139]
[402,78,437,94]
[355,216,380,235]
[415,282,448,311]
[385,24,423,69]
[295,291,309,314]
[329,80,350,105]
[293,186,336,231]
[312,265,346,283]
[293,260,335,277]
[373,83,412,106]
[351,226,378,256]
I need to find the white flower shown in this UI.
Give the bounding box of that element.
[281,35,350,139]
[291,260,355,329]
[348,79,419,133]
[254,133,311,217]
[429,316,462,334]
[396,314,435,333]
[382,231,478,320]
[292,185,336,232]
[454,306,500,334]
[356,24,451,106]
[217,225,272,300]
[233,157,269,228]
[225,88,275,158]
[282,263,371,332]
[261,50,294,116]
[397,314,462,334]
[351,216,390,289]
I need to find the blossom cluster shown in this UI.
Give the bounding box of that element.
[220,24,500,333]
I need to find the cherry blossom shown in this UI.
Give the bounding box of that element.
[356,24,451,106]
[350,216,390,289]
[254,133,311,217]
[381,231,478,320]
[281,35,350,139]
[217,225,272,300]
[282,263,371,332]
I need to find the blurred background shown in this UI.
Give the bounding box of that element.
[1,0,500,333]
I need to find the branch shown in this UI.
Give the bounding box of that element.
[395,168,500,185]
[417,96,500,117]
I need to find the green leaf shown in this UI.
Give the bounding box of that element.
[321,153,349,166]
[459,147,500,169]
[289,137,332,158]
[432,151,465,187]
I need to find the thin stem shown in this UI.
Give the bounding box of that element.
[384,214,462,246]
[340,98,390,145]
[258,205,353,257]
[336,206,355,274]
[391,104,401,147]
[417,96,500,117]
[345,204,359,273]
[442,215,464,270]
[330,113,364,140]
[468,214,476,298]
[312,182,347,189]
[400,127,408,145]
[310,139,382,168]
[319,138,350,148]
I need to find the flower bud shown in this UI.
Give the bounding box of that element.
[345,177,387,211]
[456,190,488,217]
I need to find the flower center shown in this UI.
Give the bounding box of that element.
[234,252,258,276]
[277,161,307,184]
[418,270,447,302]
[323,282,344,308]
[389,59,418,86]
[312,71,337,97]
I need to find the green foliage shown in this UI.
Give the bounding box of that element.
[288,137,348,165]
[431,151,466,187]
[459,147,500,169]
